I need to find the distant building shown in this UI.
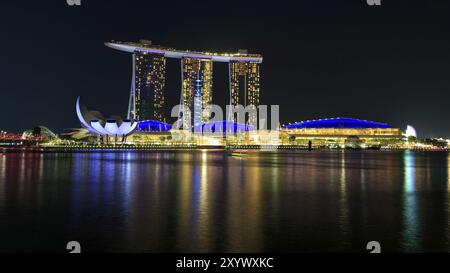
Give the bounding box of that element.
[404,125,417,138]
[132,52,166,122]
[229,61,261,125]
[22,126,57,140]
[181,58,213,128]
[282,118,402,145]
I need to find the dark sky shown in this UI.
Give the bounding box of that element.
[1,0,450,137]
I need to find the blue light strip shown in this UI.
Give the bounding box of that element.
[283,118,393,129]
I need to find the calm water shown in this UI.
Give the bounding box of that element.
[0,150,450,253]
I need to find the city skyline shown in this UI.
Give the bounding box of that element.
[1,0,450,138]
[3,0,450,258]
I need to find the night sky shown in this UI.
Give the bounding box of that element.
[1,0,450,137]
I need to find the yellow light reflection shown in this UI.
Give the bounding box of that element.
[225,153,263,251]
[198,150,210,251]
[177,152,193,248]
[245,155,263,251]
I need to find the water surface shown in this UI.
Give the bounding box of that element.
[0,150,449,252]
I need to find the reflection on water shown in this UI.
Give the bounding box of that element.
[447,155,450,249]
[402,151,418,251]
[338,152,348,251]
[0,150,450,252]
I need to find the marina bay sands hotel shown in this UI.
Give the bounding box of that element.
[105,40,263,126]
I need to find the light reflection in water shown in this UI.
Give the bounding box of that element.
[448,153,450,192]
[224,154,264,252]
[0,151,450,252]
[0,155,5,205]
[447,153,450,250]
[246,155,262,251]
[198,151,210,251]
[177,152,193,250]
[122,153,132,211]
[402,151,419,251]
[270,154,279,219]
[225,156,240,251]
[19,154,25,198]
[338,151,349,249]
[69,153,84,228]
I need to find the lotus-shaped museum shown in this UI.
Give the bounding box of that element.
[76,97,137,139]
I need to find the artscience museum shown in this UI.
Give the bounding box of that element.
[76,97,138,142]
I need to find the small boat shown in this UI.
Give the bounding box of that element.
[229,149,251,158]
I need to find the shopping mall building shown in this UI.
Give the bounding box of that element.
[281,117,403,148]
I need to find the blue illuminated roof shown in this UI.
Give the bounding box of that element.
[137,120,172,132]
[195,120,254,133]
[283,118,393,129]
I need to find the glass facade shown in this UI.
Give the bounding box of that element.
[181,58,213,129]
[282,118,402,138]
[229,61,261,125]
[134,52,166,122]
